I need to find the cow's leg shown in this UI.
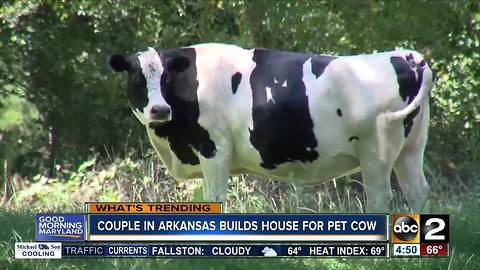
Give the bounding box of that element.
[356,115,405,212]
[394,106,430,210]
[358,151,394,212]
[198,139,232,203]
[393,150,429,210]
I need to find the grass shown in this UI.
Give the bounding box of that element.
[0,155,479,269]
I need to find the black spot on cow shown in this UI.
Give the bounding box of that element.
[148,48,216,165]
[123,56,149,112]
[231,72,242,94]
[311,55,336,78]
[336,108,343,117]
[348,136,359,142]
[403,106,420,137]
[390,56,424,137]
[249,49,334,169]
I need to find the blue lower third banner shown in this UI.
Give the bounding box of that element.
[63,243,388,257]
[87,214,387,241]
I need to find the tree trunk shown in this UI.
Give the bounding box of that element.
[1,159,10,205]
[48,125,56,178]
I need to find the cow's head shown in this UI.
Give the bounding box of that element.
[109,47,190,125]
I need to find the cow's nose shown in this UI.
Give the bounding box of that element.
[149,105,171,120]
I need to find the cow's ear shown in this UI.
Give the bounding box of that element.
[109,54,129,72]
[167,56,190,73]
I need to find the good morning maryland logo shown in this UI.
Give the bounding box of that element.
[36,214,85,241]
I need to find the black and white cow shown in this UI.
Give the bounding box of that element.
[109,43,433,211]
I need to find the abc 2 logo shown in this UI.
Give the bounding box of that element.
[391,214,449,244]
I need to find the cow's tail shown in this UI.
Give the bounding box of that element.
[387,53,433,121]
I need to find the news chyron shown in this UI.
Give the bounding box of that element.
[13,203,450,259]
[391,214,449,257]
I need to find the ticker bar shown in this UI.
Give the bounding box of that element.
[63,243,388,258]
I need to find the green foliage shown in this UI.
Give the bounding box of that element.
[0,92,42,152]
[0,90,44,177]
[0,3,478,269]
[0,0,478,200]
[0,0,480,178]
[10,151,203,210]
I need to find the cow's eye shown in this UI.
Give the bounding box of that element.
[135,73,147,90]
[126,72,148,109]
[161,72,169,85]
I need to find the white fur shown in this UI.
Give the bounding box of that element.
[266,86,274,103]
